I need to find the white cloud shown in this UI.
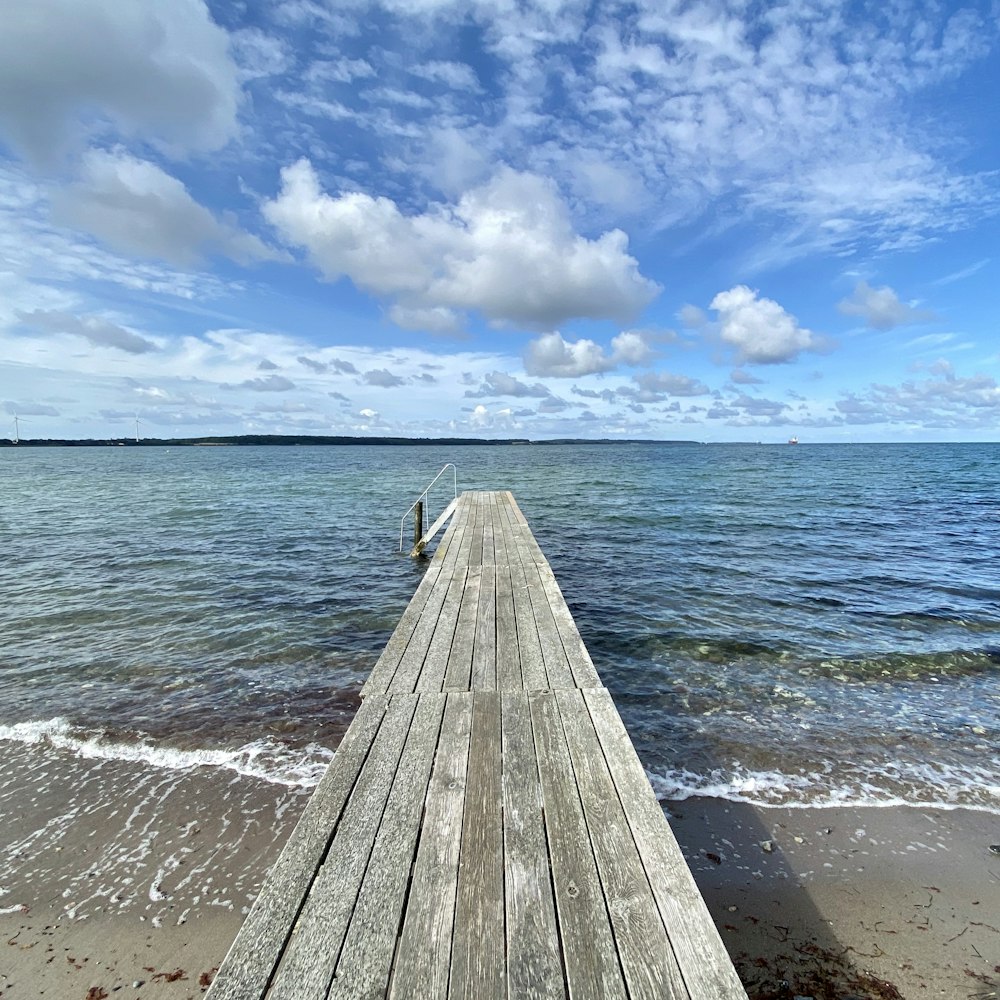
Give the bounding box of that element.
[709,285,825,364]
[53,149,275,268]
[630,372,710,398]
[238,375,297,391]
[836,371,1000,427]
[523,329,657,377]
[410,61,480,91]
[0,0,240,163]
[465,371,552,398]
[17,308,159,354]
[610,330,657,366]
[730,369,764,385]
[338,1,998,261]
[524,332,615,377]
[263,160,660,330]
[837,280,935,330]
[363,367,406,388]
[387,304,462,335]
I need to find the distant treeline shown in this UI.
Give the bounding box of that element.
[2,434,696,448]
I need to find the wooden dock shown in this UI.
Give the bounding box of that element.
[207,491,748,1000]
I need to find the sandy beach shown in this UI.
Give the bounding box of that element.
[2,736,997,1000]
[0,742,309,1000]
[669,799,1000,999]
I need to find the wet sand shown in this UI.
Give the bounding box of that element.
[2,741,997,999]
[0,742,308,999]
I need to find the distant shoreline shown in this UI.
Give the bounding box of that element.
[0,434,698,448]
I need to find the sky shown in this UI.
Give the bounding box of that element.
[1,0,999,442]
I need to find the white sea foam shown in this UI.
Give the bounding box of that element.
[647,763,1000,815]
[0,718,332,788]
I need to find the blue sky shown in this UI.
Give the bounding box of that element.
[1,0,998,442]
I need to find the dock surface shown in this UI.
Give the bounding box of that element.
[208,491,747,1000]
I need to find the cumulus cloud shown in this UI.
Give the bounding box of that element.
[709,286,825,364]
[263,161,660,330]
[17,308,158,354]
[837,280,935,330]
[238,375,296,391]
[465,371,552,398]
[298,355,328,373]
[836,371,1000,427]
[523,329,657,377]
[387,304,463,335]
[53,149,275,268]
[730,369,765,385]
[630,372,710,398]
[363,367,406,388]
[0,0,239,162]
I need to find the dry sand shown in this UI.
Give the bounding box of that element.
[669,798,1000,999]
[2,740,997,999]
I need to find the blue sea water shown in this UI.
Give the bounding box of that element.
[0,442,998,811]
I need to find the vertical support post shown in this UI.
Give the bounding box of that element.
[414,499,424,550]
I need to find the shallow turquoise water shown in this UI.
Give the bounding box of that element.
[1,442,997,809]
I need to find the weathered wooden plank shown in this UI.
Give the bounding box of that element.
[435,494,471,570]
[443,565,482,690]
[495,562,521,689]
[361,565,442,697]
[450,691,504,1000]
[470,565,497,689]
[521,557,576,688]
[456,495,478,568]
[388,693,474,1000]
[583,687,749,1000]
[206,694,389,1000]
[503,492,545,563]
[415,568,468,693]
[501,693,564,1000]
[469,493,485,567]
[266,695,419,1000]
[557,688,688,1000]
[488,492,510,566]
[533,564,603,688]
[327,693,446,1000]
[375,566,458,694]
[529,691,628,1000]
[509,554,547,689]
[481,499,496,567]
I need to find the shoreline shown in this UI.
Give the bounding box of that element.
[1,741,997,999]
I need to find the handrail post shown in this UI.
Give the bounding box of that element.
[398,463,459,553]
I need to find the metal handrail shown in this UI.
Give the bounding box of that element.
[399,463,458,552]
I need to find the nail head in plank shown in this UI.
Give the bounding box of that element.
[556,688,688,1000]
[529,690,628,1000]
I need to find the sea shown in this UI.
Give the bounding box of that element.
[1,442,998,815]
